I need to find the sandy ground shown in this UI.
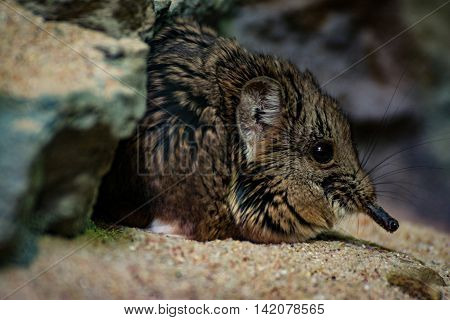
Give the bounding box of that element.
[0,216,448,299]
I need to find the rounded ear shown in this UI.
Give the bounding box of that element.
[237,76,283,161]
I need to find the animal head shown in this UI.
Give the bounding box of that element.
[228,68,399,243]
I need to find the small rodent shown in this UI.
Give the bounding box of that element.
[94,19,399,243]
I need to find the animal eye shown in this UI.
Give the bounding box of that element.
[311,140,334,164]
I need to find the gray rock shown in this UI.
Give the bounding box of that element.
[15,0,233,39]
[0,1,148,264]
[0,0,233,264]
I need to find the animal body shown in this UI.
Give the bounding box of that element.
[94,20,399,243]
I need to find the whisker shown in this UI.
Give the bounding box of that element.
[357,135,450,184]
[372,165,442,183]
[376,190,425,212]
[360,70,406,170]
[376,189,418,203]
[373,180,422,189]
[370,137,449,174]
[375,182,416,198]
[377,194,412,205]
[372,180,435,195]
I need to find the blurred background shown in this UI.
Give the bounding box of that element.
[208,0,450,231]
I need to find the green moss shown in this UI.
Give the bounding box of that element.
[83,220,127,242]
[313,230,394,252]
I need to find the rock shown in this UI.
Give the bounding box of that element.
[0,0,233,265]
[0,1,148,264]
[0,220,447,299]
[15,0,233,39]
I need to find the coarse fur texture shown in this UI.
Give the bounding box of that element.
[94,19,397,243]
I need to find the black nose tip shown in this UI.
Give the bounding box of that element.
[366,204,399,233]
[388,219,399,232]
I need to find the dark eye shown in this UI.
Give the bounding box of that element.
[311,140,334,164]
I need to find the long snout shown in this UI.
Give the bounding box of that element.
[365,204,399,233]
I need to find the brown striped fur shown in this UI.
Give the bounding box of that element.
[94,19,383,243]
